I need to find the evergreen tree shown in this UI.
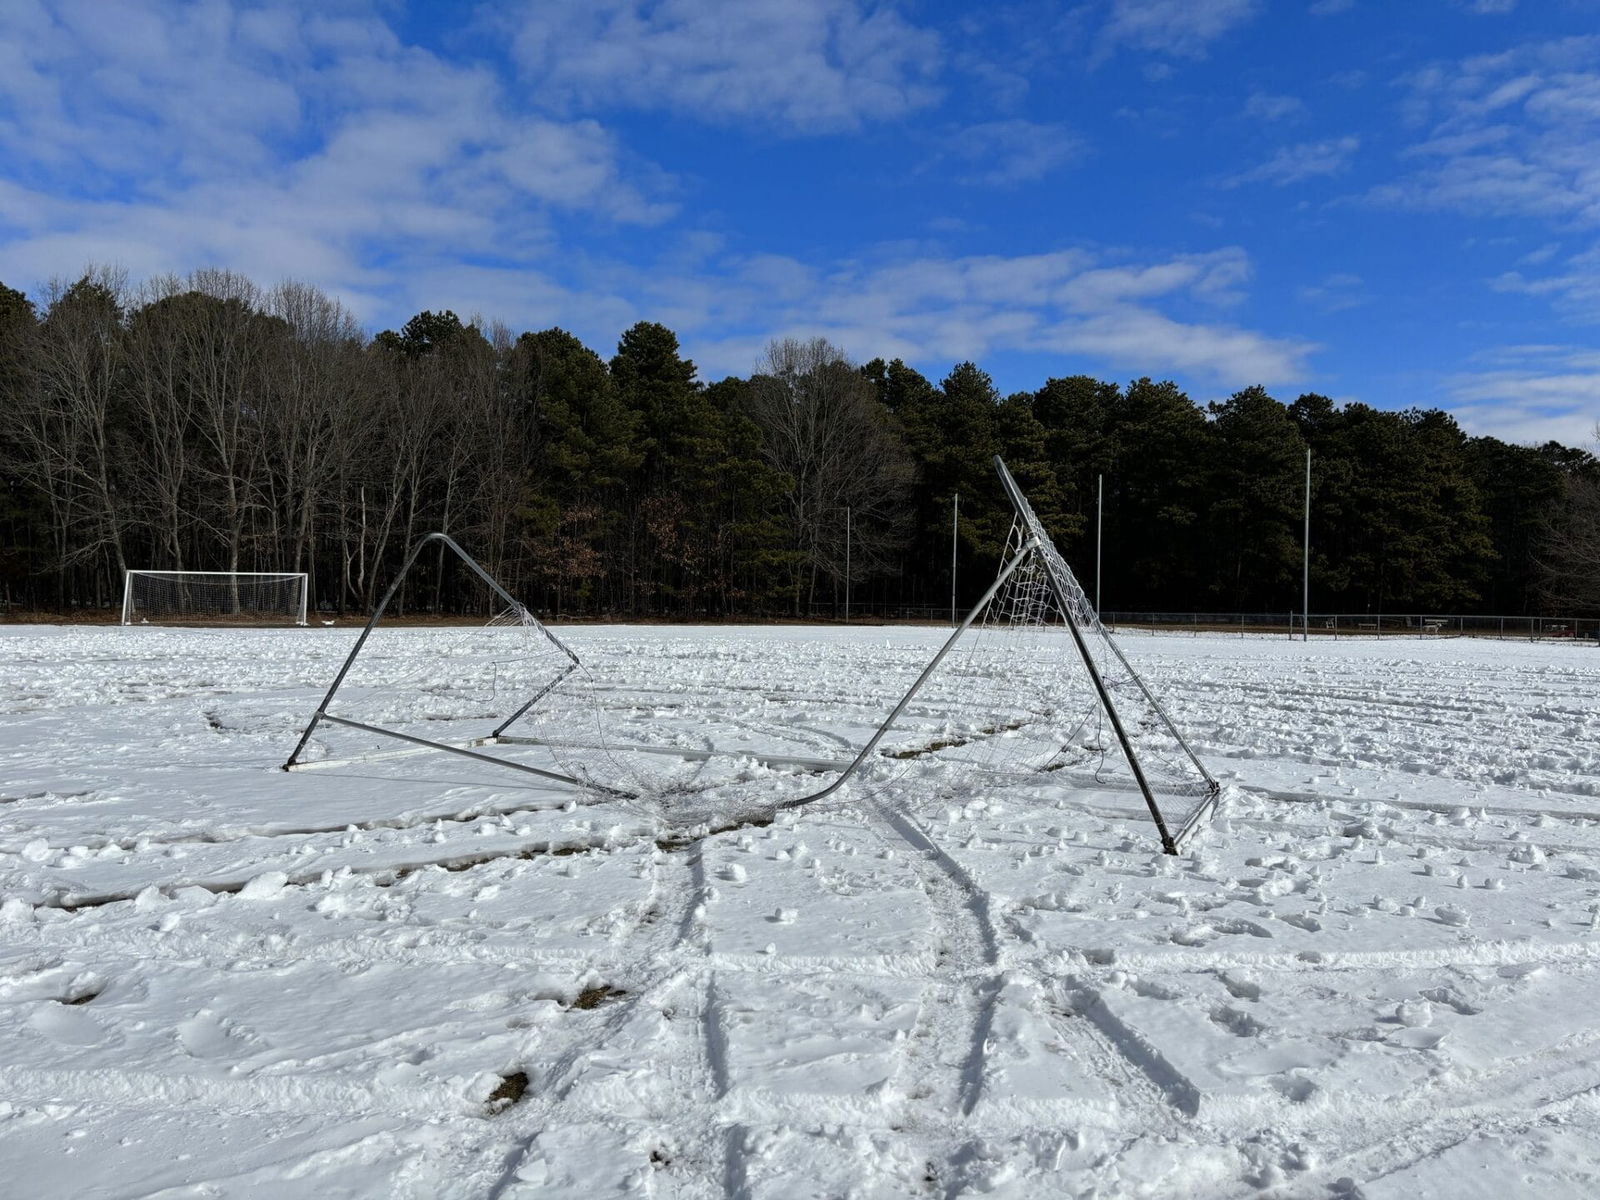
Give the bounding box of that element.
[1207,386,1306,610]
[1102,378,1213,609]
[0,282,41,604]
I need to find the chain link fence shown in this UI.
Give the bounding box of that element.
[1098,612,1600,642]
[787,603,1600,643]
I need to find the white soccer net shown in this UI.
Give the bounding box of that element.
[122,571,308,626]
[891,516,1218,847]
[739,456,1219,852]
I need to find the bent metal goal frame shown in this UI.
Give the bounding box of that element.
[762,455,1219,853]
[281,532,596,789]
[284,461,1220,854]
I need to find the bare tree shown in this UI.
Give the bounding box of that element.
[259,281,368,608]
[122,275,197,569]
[746,337,913,611]
[175,270,273,587]
[13,267,132,602]
[1538,427,1600,611]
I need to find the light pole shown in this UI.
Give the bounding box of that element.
[951,493,959,625]
[1096,473,1103,617]
[845,505,851,623]
[1302,447,1311,642]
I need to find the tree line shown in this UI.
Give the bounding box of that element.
[2,267,1596,621]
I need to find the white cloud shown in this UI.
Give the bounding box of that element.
[1244,92,1305,121]
[651,245,1313,387]
[1226,136,1360,186]
[495,0,943,131]
[0,0,674,321]
[937,120,1082,187]
[1492,240,1600,319]
[1448,346,1600,444]
[1100,0,1260,59]
[1374,37,1600,225]
[0,0,1311,398]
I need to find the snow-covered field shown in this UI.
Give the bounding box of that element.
[3,623,1600,1198]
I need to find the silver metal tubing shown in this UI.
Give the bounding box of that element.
[316,713,591,788]
[779,535,1042,810]
[491,663,577,738]
[992,453,1220,798]
[992,455,1187,855]
[1003,459,1216,792]
[1171,782,1222,850]
[283,532,578,772]
[492,735,849,774]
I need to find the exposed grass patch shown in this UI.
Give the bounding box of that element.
[655,810,774,852]
[886,720,1031,760]
[569,983,626,1010]
[486,1070,529,1113]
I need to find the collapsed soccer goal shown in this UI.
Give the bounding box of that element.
[769,456,1221,852]
[282,457,1219,854]
[122,570,309,626]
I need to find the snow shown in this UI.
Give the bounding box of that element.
[3,623,1600,1197]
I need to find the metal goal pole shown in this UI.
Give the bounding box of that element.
[283,532,579,772]
[783,535,1041,809]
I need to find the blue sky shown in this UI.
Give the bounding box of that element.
[3,1,1600,444]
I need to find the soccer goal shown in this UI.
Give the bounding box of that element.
[284,460,1219,854]
[282,533,873,798]
[121,570,309,626]
[282,532,637,790]
[765,454,1221,853]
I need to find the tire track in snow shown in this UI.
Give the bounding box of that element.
[860,796,1007,1194]
[486,824,730,1199]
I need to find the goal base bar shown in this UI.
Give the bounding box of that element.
[309,713,605,790]
[287,716,844,795]
[490,735,849,774]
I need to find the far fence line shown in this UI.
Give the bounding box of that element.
[790,602,1599,641]
[1098,612,1600,642]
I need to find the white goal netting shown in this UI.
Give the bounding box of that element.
[737,455,1220,851]
[287,481,1219,852]
[123,571,308,626]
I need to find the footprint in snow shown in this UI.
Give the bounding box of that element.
[176,1009,260,1059]
[27,1002,109,1047]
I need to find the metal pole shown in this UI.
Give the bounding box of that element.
[785,536,1041,809]
[951,493,959,626]
[317,714,589,788]
[844,505,851,623]
[1096,473,1103,617]
[283,531,578,770]
[1303,446,1311,643]
[992,454,1217,792]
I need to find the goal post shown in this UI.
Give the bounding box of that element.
[281,467,1220,855]
[282,532,597,789]
[121,570,310,626]
[778,454,1221,854]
